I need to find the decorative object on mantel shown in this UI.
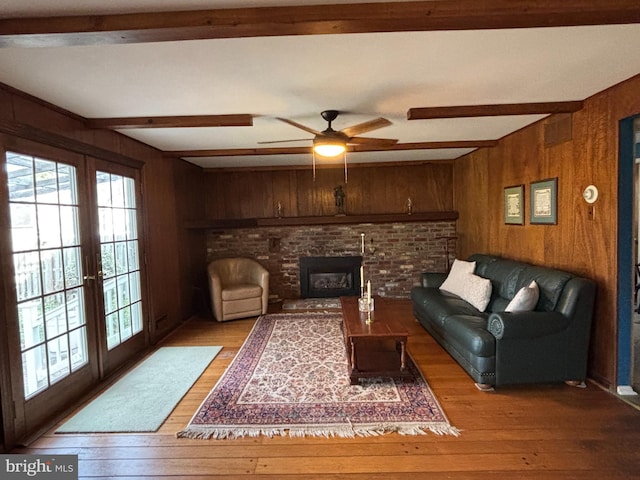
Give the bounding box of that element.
[407,197,413,215]
[276,201,283,218]
[334,185,346,215]
[177,314,458,439]
[530,177,558,225]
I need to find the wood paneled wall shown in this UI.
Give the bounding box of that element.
[454,73,640,389]
[172,160,207,319]
[204,162,454,219]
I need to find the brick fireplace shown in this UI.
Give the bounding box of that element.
[205,220,456,301]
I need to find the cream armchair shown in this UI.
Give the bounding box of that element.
[207,258,269,321]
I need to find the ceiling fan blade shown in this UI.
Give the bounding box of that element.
[277,118,321,135]
[257,139,310,144]
[341,117,392,137]
[347,137,398,147]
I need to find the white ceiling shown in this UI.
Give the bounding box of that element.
[1,1,640,169]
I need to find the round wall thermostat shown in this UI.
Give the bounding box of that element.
[583,185,599,204]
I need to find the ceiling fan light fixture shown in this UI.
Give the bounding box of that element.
[313,142,346,157]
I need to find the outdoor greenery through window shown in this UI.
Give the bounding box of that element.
[7,152,88,399]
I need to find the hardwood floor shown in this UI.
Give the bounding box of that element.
[14,300,640,479]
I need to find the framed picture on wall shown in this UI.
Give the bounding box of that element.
[504,185,525,225]
[530,178,558,224]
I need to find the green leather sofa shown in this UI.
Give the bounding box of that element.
[410,254,596,389]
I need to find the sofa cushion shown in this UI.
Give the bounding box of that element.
[439,259,476,294]
[222,297,262,315]
[517,266,572,311]
[506,280,539,312]
[412,287,486,328]
[443,315,496,357]
[222,284,263,301]
[467,254,499,277]
[481,259,526,299]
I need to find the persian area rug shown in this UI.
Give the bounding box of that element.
[57,346,221,433]
[177,313,458,439]
[282,297,341,311]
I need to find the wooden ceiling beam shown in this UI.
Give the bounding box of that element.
[407,101,584,120]
[167,140,497,157]
[1,1,639,48]
[86,114,253,129]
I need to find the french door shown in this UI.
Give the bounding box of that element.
[90,158,147,375]
[1,141,148,440]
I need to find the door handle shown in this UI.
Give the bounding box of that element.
[96,254,103,280]
[82,255,102,280]
[83,256,95,281]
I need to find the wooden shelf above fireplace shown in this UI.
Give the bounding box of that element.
[185,211,458,230]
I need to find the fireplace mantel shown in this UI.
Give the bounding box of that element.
[187,211,458,229]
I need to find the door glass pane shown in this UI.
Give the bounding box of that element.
[105,312,119,350]
[6,152,89,399]
[66,287,86,329]
[37,204,61,249]
[97,171,143,350]
[48,334,70,384]
[129,271,141,302]
[17,298,44,350]
[60,206,80,246]
[35,159,58,203]
[13,252,41,301]
[131,302,143,334]
[63,247,82,288]
[9,203,37,251]
[127,240,139,270]
[22,346,47,398]
[69,327,88,371]
[8,154,35,202]
[44,292,66,338]
[119,306,133,342]
[40,249,64,294]
[115,242,128,275]
[98,207,113,243]
[57,163,78,205]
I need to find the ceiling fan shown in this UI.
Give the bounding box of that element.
[261,110,398,157]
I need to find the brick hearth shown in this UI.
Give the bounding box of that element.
[206,220,455,301]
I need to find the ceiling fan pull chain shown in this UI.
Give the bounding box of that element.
[312,150,317,181]
[344,151,348,183]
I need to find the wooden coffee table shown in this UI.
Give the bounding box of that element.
[340,296,414,385]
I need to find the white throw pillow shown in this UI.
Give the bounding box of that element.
[505,280,540,312]
[458,273,493,312]
[439,259,476,294]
